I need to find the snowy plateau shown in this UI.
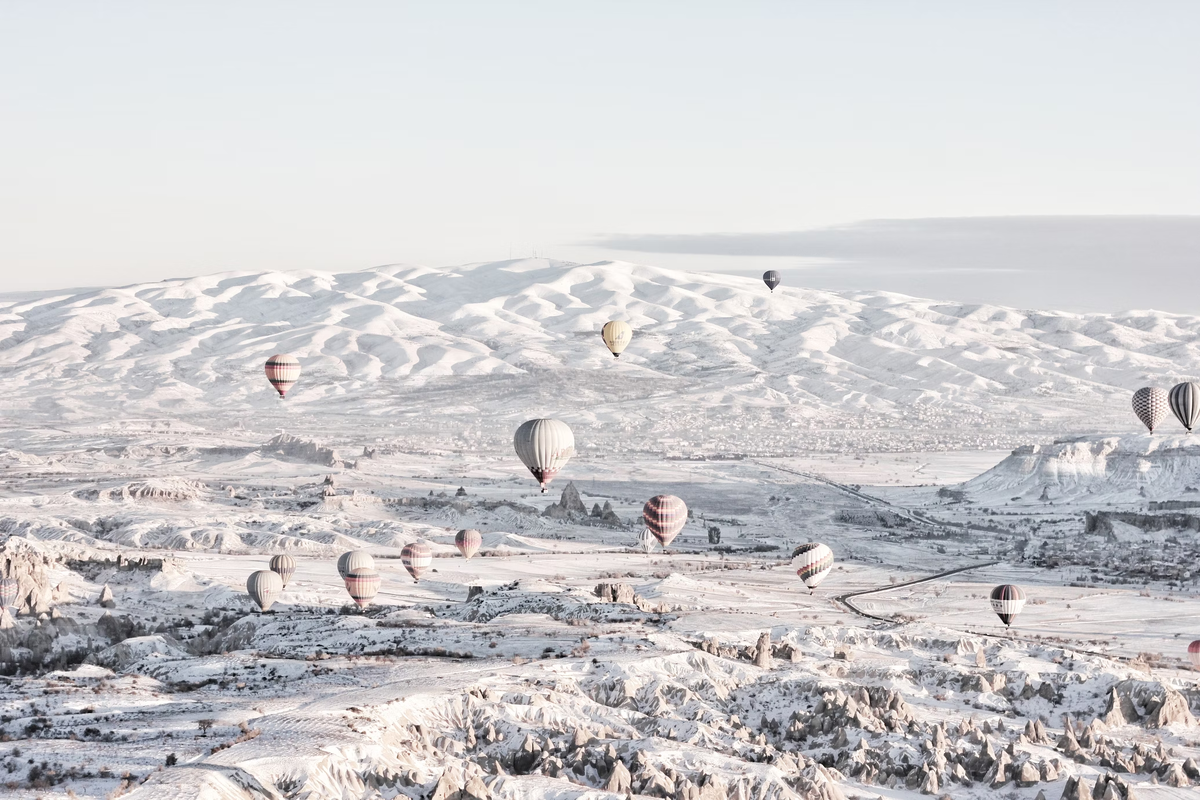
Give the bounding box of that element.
[2,258,1200,800]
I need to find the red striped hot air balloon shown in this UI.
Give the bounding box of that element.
[1189,640,1200,669]
[791,543,834,593]
[990,584,1027,627]
[345,567,381,609]
[264,354,301,398]
[455,529,482,560]
[643,495,687,548]
[401,542,432,582]
[0,578,18,610]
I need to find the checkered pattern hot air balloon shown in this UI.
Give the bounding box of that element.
[990,584,1027,627]
[401,542,433,583]
[264,354,301,398]
[269,554,296,587]
[643,495,687,548]
[1133,387,1169,433]
[791,542,834,592]
[762,270,781,292]
[455,529,482,560]
[345,567,381,609]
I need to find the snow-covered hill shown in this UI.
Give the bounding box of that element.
[2,258,1197,449]
[956,433,1200,505]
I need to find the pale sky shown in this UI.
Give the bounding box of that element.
[2,2,1199,310]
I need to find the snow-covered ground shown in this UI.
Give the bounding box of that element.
[3,260,1200,799]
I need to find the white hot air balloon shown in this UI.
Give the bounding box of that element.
[513,419,575,493]
[601,320,633,358]
[337,550,375,581]
[247,570,284,612]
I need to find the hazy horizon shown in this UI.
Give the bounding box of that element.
[3,3,1199,310]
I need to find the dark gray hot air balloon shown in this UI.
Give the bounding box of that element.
[1169,382,1200,432]
[247,570,284,612]
[1132,387,1169,433]
[763,271,781,292]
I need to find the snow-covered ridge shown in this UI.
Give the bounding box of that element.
[1,258,1197,435]
[958,433,1200,504]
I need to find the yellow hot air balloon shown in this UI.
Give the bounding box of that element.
[601,320,632,358]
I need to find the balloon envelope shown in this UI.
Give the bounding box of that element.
[402,542,433,582]
[0,578,17,609]
[264,354,301,398]
[337,550,375,580]
[763,270,781,291]
[643,495,687,548]
[601,320,633,358]
[345,567,381,609]
[513,419,575,493]
[1169,382,1200,432]
[1133,387,1169,433]
[990,584,1026,626]
[792,543,834,590]
[1189,640,1200,668]
[455,529,482,559]
[269,554,296,587]
[637,528,656,553]
[247,570,284,612]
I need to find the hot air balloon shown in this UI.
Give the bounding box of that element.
[247,570,284,612]
[0,578,18,610]
[269,554,296,587]
[763,271,781,292]
[791,543,834,592]
[990,584,1026,627]
[455,529,482,559]
[637,528,656,553]
[345,567,381,609]
[1133,387,1169,433]
[401,542,433,582]
[337,550,375,581]
[1169,382,1200,432]
[513,419,575,493]
[264,354,301,398]
[1189,640,1200,668]
[643,495,687,548]
[601,320,633,358]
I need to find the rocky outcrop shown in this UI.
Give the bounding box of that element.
[262,433,348,468]
[98,583,115,608]
[0,537,56,615]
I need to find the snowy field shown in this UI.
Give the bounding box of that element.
[3,260,1200,799]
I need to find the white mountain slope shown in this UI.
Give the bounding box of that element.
[1,258,1198,450]
[958,432,1200,505]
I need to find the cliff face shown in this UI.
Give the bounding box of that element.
[958,434,1200,505]
[0,537,58,615]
